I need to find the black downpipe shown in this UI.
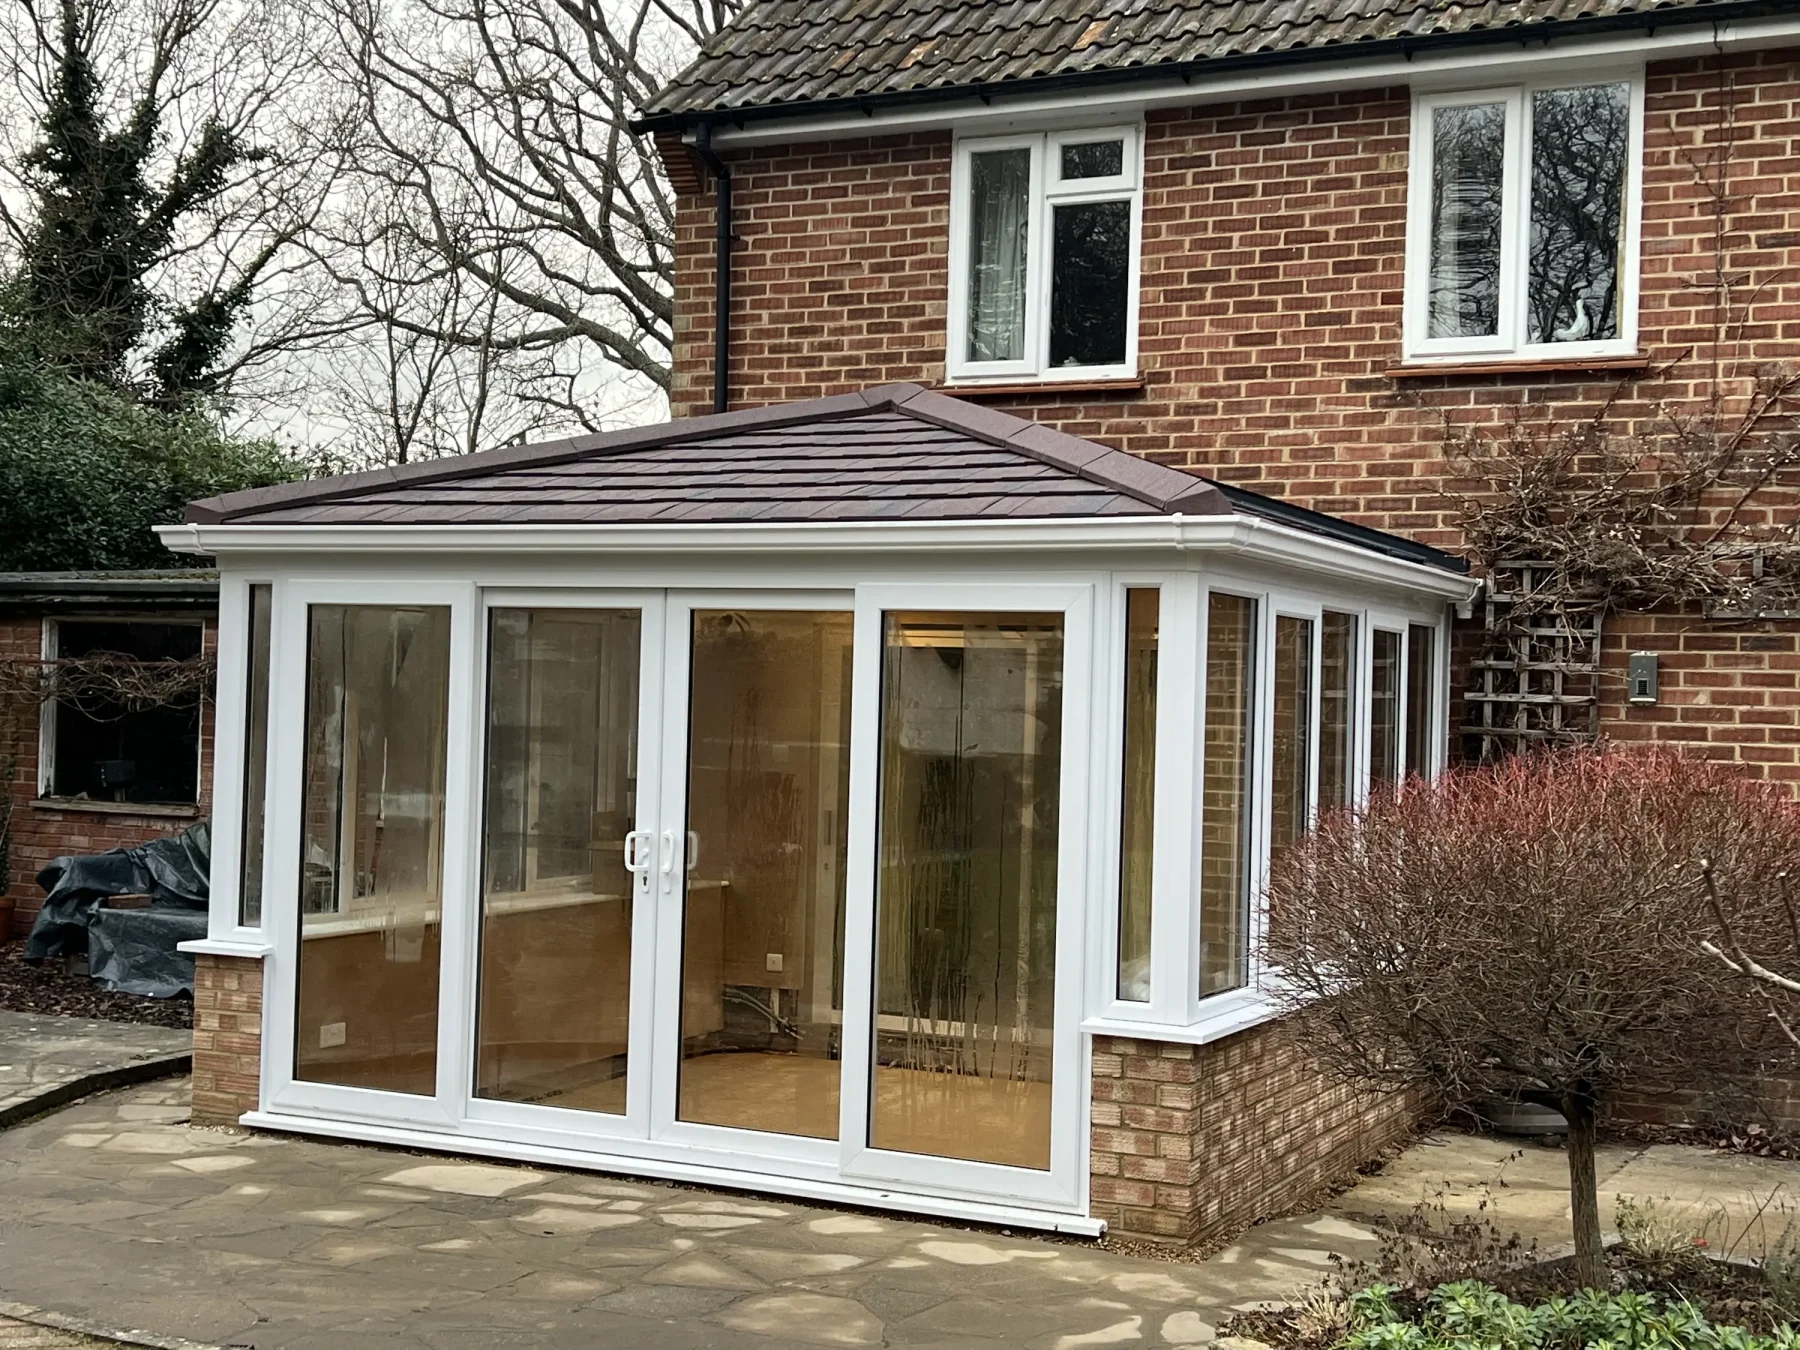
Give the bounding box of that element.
[694,123,732,415]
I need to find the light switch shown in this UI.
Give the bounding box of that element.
[765,952,784,973]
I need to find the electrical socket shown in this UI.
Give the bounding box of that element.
[318,1021,346,1049]
[765,952,783,973]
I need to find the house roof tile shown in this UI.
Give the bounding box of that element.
[639,0,1749,127]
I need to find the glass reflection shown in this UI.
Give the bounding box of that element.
[1271,616,1313,857]
[1200,594,1255,998]
[1116,589,1158,1003]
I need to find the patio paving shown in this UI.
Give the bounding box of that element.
[0,1080,1796,1349]
[0,1012,190,1130]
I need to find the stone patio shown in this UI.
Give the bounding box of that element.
[0,1012,190,1131]
[0,1080,1796,1349]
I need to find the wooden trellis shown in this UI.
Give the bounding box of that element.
[1460,561,1604,763]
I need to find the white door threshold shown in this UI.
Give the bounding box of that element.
[239,1109,1108,1238]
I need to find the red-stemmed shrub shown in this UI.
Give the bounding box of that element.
[1264,743,1800,1287]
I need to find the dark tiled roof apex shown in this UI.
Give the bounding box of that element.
[640,0,1755,127]
[185,384,1465,572]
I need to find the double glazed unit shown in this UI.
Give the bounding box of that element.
[169,385,1475,1231]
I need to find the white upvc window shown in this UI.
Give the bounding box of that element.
[1403,75,1644,363]
[946,126,1142,384]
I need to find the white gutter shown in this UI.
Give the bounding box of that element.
[155,515,1479,601]
[699,16,1800,148]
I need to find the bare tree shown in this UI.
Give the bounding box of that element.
[306,0,735,459]
[1264,744,1800,1288]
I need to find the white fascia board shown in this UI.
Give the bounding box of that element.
[701,16,1800,149]
[157,515,1477,600]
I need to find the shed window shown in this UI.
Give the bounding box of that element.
[1406,78,1639,362]
[44,620,203,806]
[951,128,1140,384]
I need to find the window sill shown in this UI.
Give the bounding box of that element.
[31,798,201,819]
[1386,353,1650,380]
[178,936,273,959]
[1083,986,1285,1047]
[937,377,1144,400]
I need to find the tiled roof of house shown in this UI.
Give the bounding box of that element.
[639,0,1746,126]
[185,384,1465,570]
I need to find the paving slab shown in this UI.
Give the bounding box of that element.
[0,1012,190,1130]
[2,1083,1799,1349]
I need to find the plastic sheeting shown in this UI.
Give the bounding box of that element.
[23,822,211,997]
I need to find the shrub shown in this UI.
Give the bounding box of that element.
[1265,744,1800,1287]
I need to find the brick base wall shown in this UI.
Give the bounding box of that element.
[191,953,263,1126]
[1091,1016,1419,1245]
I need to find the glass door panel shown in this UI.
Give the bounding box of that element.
[475,609,642,1115]
[676,609,854,1139]
[870,611,1064,1171]
[295,604,451,1094]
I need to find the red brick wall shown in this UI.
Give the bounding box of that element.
[669,47,1800,782]
[1091,1019,1419,1244]
[191,952,262,1125]
[0,614,217,939]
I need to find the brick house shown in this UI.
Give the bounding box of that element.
[175,0,1800,1246]
[0,572,218,940]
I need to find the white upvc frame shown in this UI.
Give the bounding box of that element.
[36,612,208,809]
[1402,71,1646,364]
[838,581,1095,1214]
[945,123,1143,385]
[261,578,481,1130]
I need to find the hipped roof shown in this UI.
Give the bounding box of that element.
[187,383,1464,572]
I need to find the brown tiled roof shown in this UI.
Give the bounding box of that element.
[185,384,1463,570]
[638,0,1748,127]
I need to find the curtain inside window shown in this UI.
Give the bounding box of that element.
[966,149,1030,362]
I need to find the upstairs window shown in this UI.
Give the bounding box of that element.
[949,127,1141,383]
[1404,78,1641,363]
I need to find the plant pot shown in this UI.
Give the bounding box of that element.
[0,894,14,942]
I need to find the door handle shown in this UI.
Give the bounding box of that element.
[623,830,651,876]
[686,830,699,870]
[659,829,679,893]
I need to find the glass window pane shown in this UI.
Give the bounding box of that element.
[1427,102,1505,340]
[1116,588,1158,1003]
[51,621,202,804]
[1200,593,1255,998]
[873,611,1063,1170]
[1406,623,1437,779]
[677,610,853,1140]
[1061,139,1124,179]
[476,609,641,1115]
[1319,611,1357,812]
[1528,83,1630,344]
[1371,630,1402,786]
[239,585,272,927]
[1050,199,1130,368]
[295,604,450,1095]
[1271,616,1313,858]
[967,148,1031,362]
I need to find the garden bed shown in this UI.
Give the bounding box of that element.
[0,938,191,1028]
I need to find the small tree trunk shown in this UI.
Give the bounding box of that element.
[1562,1090,1605,1288]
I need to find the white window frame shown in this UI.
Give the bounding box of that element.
[946,124,1143,385]
[1402,72,1645,364]
[37,614,207,809]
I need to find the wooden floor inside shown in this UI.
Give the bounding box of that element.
[540,1051,1052,1169]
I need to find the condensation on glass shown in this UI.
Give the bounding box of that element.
[1427,101,1505,340]
[295,605,451,1095]
[1116,588,1158,1004]
[1405,624,1437,779]
[872,612,1063,1170]
[1050,199,1130,368]
[1271,616,1314,858]
[238,584,272,927]
[1200,593,1256,998]
[678,610,853,1140]
[1318,611,1357,812]
[966,149,1031,362]
[1528,83,1630,344]
[1061,139,1123,179]
[476,609,641,1115]
[1370,629,1402,786]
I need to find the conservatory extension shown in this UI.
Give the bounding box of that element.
[164,384,1474,1236]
